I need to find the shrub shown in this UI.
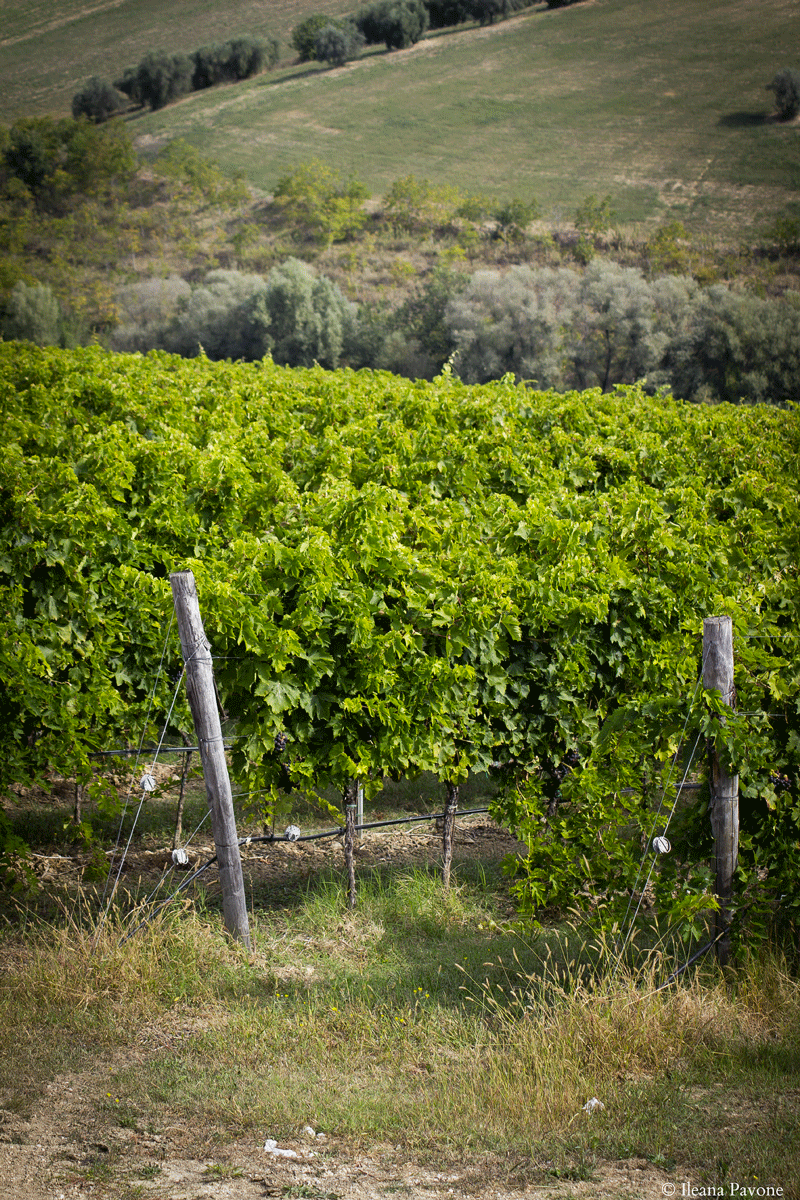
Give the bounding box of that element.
[382,174,461,232]
[71,77,124,123]
[1,281,62,345]
[273,160,369,245]
[154,140,248,205]
[292,14,338,61]
[315,22,365,66]
[136,51,194,110]
[260,257,358,368]
[163,269,269,360]
[767,68,800,120]
[355,0,429,50]
[491,197,540,243]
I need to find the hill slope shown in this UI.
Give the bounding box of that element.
[2,0,799,234]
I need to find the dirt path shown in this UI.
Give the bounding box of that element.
[0,1077,671,1200]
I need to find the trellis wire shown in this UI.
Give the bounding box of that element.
[94,643,189,948]
[137,806,213,911]
[99,612,176,908]
[117,806,491,942]
[612,642,712,973]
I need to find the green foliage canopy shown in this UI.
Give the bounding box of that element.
[1,345,798,943]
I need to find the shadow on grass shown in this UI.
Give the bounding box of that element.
[718,111,769,128]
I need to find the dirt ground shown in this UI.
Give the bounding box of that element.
[1,813,676,1200]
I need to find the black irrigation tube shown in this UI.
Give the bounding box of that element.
[90,745,232,757]
[118,806,491,940]
[239,805,491,847]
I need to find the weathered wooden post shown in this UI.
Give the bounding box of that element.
[170,571,251,950]
[355,780,364,841]
[442,781,458,889]
[703,616,739,967]
[343,778,358,909]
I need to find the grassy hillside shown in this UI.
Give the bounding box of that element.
[0,0,353,117]
[3,0,800,236]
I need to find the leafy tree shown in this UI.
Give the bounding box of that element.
[384,0,430,48]
[767,68,800,120]
[192,37,278,88]
[466,0,510,26]
[191,43,231,88]
[394,264,467,368]
[2,116,136,209]
[292,14,338,61]
[315,22,365,66]
[113,67,144,106]
[110,276,192,353]
[491,197,540,243]
[670,285,800,407]
[569,260,676,391]
[224,35,279,78]
[426,0,472,28]
[71,77,124,123]
[163,269,268,360]
[259,257,357,368]
[1,281,61,345]
[61,118,137,196]
[446,264,581,386]
[355,0,429,50]
[446,261,698,392]
[136,51,194,110]
[3,119,60,197]
[273,160,369,245]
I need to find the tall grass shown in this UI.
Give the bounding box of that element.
[2,872,799,1189]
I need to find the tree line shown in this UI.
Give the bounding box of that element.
[71,0,580,118]
[8,256,784,409]
[72,35,280,121]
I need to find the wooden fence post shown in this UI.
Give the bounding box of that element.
[170,571,251,950]
[703,615,739,967]
[442,781,458,889]
[343,778,358,909]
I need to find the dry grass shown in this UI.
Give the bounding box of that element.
[1,881,799,1189]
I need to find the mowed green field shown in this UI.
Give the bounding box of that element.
[2,0,800,233]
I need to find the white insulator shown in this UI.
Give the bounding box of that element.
[653,836,671,855]
[140,773,157,792]
[172,848,189,866]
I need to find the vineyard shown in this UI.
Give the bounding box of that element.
[1,342,800,941]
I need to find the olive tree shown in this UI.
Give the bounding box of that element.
[767,68,800,120]
[71,77,124,123]
[259,257,358,368]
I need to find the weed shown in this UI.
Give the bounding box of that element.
[135,1162,163,1178]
